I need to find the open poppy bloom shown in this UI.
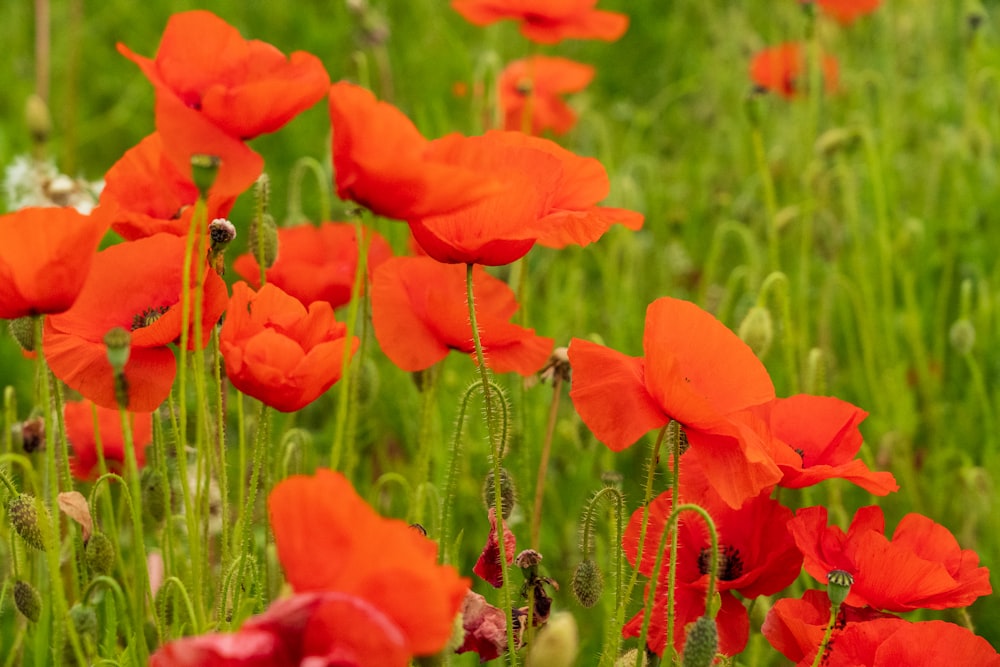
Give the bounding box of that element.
[789,505,992,612]
[44,233,228,412]
[622,467,802,656]
[0,206,109,319]
[150,591,413,667]
[219,282,358,413]
[499,56,594,135]
[233,222,393,309]
[268,469,469,660]
[750,42,838,98]
[451,0,629,44]
[329,82,503,221]
[64,399,153,481]
[118,10,329,140]
[568,297,787,507]
[814,0,880,25]
[371,256,553,375]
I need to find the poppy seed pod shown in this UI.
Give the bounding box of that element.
[681,616,719,667]
[826,569,854,607]
[190,153,221,201]
[6,493,47,551]
[13,579,42,622]
[482,467,516,519]
[571,558,604,608]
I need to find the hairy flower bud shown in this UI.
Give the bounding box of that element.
[13,579,41,622]
[248,212,279,270]
[949,318,976,356]
[482,467,516,520]
[8,317,36,353]
[85,532,116,576]
[7,493,47,551]
[571,558,604,608]
[738,305,774,359]
[142,469,168,524]
[526,612,579,667]
[681,616,719,667]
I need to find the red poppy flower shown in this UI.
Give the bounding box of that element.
[499,56,594,135]
[410,130,643,264]
[149,591,412,667]
[43,234,228,412]
[329,81,503,221]
[118,10,329,140]
[64,399,153,481]
[451,0,629,44]
[218,282,358,413]
[762,590,899,665]
[568,297,783,507]
[622,469,802,656]
[750,42,838,99]
[820,619,1000,667]
[473,507,516,588]
[789,505,992,612]
[0,206,109,319]
[371,256,553,375]
[814,0,880,25]
[456,590,509,663]
[232,222,393,309]
[750,395,898,495]
[268,469,470,658]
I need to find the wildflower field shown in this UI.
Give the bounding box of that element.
[2,0,1000,665]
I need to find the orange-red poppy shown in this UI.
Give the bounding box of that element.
[370,256,553,375]
[499,56,594,135]
[329,82,503,221]
[43,234,228,412]
[452,0,629,44]
[118,10,329,140]
[410,130,643,264]
[232,222,393,309]
[218,282,358,412]
[789,505,992,612]
[568,297,785,507]
[64,399,152,481]
[814,0,880,24]
[0,207,109,319]
[268,469,469,659]
[750,42,838,99]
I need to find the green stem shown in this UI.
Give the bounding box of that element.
[810,603,840,667]
[118,407,152,660]
[231,402,270,625]
[529,373,562,551]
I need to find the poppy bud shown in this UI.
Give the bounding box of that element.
[571,558,604,608]
[13,579,41,622]
[25,94,51,146]
[355,357,380,407]
[85,531,116,576]
[681,616,719,667]
[525,612,579,667]
[142,469,168,524]
[248,212,279,270]
[738,306,773,359]
[805,347,827,396]
[7,493,48,551]
[949,318,976,355]
[614,648,649,667]
[482,467,516,519]
[8,316,36,352]
[190,154,221,201]
[65,603,99,663]
[826,569,854,607]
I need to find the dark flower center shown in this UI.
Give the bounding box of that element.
[698,544,744,581]
[131,305,170,331]
[515,78,533,96]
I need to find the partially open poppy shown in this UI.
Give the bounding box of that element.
[268,469,469,659]
[118,10,329,140]
[219,282,358,413]
[371,256,553,375]
[750,42,838,99]
[499,56,594,135]
[451,0,629,44]
[64,399,153,481]
[232,222,393,309]
[473,507,516,588]
[0,206,109,319]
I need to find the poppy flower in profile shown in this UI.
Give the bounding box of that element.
[371,256,553,375]
[622,466,802,656]
[568,297,785,508]
[789,505,992,612]
[451,0,629,44]
[814,0,880,25]
[43,233,228,412]
[268,469,470,659]
[750,42,838,99]
[64,399,153,481]
[0,206,109,319]
[219,282,358,413]
[750,394,899,495]
[149,591,412,667]
[118,10,329,140]
[329,82,503,221]
[233,222,394,309]
[499,56,594,136]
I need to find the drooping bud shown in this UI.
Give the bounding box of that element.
[525,611,579,667]
[13,579,42,622]
[6,493,47,551]
[8,317,36,352]
[482,467,516,519]
[571,558,604,608]
[949,318,976,355]
[826,569,854,607]
[65,603,99,664]
[190,154,221,201]
[515,549,543,580]
[681,616,719,667]
[805,347,827,396]
[738,305,774,359]
[25,94,51,146]
[141,469,167,524]
[84,532,116,576]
